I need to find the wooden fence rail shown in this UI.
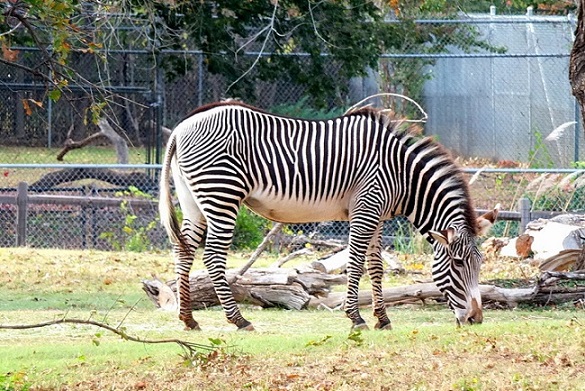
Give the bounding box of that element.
[0,182,565,248]
[0,182,157,247]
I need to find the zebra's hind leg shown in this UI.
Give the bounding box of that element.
[175,218,207,330]
[203,220,254,331]
[366,225,392,330]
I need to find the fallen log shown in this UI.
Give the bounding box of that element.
[500,214,585,264]
[30,168,156,191]
[311,248,349,274]
[310,249,404,274]
[142,270,585,313]
[142,268,347,311]
[308,282,585,309]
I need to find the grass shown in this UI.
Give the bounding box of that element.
[0,146,148,187]
[1,248,584,390]
[0,146,147,165]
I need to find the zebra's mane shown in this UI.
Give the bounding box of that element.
[180,100,269,124]
[180,102,477,235]
[345,107,478,235]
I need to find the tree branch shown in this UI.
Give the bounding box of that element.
[56,118,129,163]
[226,0,279,94]
[56,133,107,161]
[0,318,216,356]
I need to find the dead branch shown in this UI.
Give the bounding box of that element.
[56,132,107,161]
[57,118,129,164]
[271,248,314,268]
[538,270,585,287]
[233,222,284,280]
[226,0,278,93]
[288,234,346,252]
[29,167,156,191]
[0,318,216,355]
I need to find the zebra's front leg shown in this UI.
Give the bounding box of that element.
[345,194,385,331]
[366,228,392,330]
[345,223,381,330]
[345,258,368,330]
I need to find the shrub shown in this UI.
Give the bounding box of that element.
[232,207,269,250]
[270,97,346,119]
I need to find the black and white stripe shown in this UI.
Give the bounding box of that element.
[159,101,490,330]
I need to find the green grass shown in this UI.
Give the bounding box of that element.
[0,146,147,165]
[0,146,149,187]
[2,308,584,390]
[1,248,584,390]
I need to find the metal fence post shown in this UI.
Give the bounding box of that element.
[518,197,531,234]
[16,181,28,246]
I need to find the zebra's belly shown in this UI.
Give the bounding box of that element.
[243,194,350,223]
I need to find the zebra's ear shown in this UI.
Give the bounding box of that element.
[476,203,500,236]
[428,228,456,246]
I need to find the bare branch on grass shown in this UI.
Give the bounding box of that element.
[271,248,314,268]
[0,318,216,356]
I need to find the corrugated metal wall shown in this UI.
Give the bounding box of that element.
[424,15,578,166]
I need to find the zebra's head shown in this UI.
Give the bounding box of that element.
[429,207,499,326]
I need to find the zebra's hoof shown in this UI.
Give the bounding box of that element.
[181,318,201,331]
[375,321,392,330]
[351,322,369,331]
[237,323,255,331]
[183,323,201,331]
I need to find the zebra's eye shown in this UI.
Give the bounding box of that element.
[452,256,464,266]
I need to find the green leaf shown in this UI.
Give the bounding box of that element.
[48,89,62,102]
[208,337,224,346]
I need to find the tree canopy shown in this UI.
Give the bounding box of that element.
[0,0,574,116]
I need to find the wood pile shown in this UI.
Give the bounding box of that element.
[142,246,585,312]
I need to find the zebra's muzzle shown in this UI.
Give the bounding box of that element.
[465,297,483,325]
[455,297,483,326]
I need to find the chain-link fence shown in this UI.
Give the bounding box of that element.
[1,14,584,250]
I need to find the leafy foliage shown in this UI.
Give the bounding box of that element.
[269,96,346,119]
[0,371,31,391]
[232,207,269,250]
[99,186,157,252]
[1,0,522,117]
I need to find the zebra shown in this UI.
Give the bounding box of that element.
[159,101,497,331]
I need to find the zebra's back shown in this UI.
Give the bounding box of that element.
[174,103,392,223]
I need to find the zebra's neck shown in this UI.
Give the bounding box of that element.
[391,135,476,238]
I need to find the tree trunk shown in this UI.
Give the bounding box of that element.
[570,0,585,126]
[570,2,585,270]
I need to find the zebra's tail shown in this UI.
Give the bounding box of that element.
[159,133,187,248]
